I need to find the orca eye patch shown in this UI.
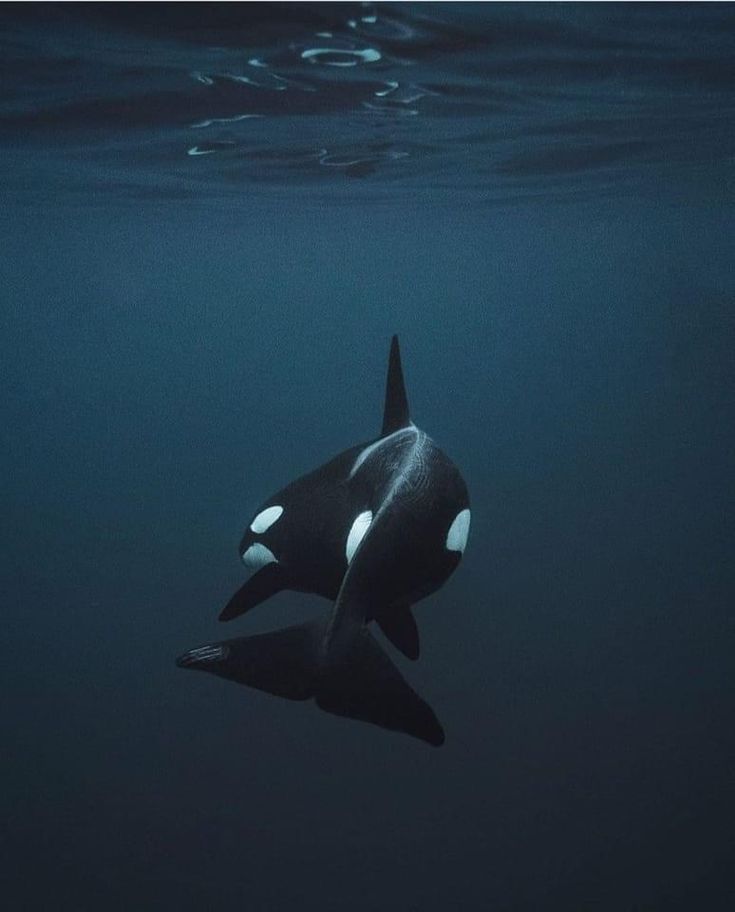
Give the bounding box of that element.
[250,505,284,534]
[446,508,471,554]
[345,510,373,563]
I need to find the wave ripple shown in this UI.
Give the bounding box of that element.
[1,2,734,204]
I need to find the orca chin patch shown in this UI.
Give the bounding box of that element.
[241,542,278,570]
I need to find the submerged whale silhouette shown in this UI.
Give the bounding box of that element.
[177,336,470,745]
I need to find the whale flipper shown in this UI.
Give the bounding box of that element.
[376,605,419,660]
[177,623,444,746]
[219,563,289,622]
[382,334,410,435]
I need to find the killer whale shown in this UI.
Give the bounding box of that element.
[177,336,470,745]
[220,336,469,659]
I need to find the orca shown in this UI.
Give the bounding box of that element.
[177,336,470,746]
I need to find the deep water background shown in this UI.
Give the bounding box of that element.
[2,4,735,911]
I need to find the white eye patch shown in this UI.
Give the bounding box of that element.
[345,511,373,563]
[446,509,471,554]
[250,505,284,534]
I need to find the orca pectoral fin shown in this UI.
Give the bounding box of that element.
[219,563,288,621]
[376,605,420,660]
[382,334,411,435]
[176,622,444,746]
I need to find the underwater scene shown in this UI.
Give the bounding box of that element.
[2,2,734,909]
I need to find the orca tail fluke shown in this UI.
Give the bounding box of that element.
[317,628,443,746]
[382,334,411,435]
[177,623,316,700]
[177,620,444,746]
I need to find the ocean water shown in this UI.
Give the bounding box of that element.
[2,2,734,909]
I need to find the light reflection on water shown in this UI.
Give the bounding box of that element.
[2,2,734,204]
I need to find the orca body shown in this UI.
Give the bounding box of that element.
[220,336,469,659]
[178,336,470,745]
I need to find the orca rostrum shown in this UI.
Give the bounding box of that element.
[177,336,470,746]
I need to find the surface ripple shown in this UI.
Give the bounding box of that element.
[1,2,734,205]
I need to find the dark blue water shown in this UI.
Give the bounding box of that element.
[2,3,734,910]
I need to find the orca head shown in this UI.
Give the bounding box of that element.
[238,503,286,571]
[217,499,299,622]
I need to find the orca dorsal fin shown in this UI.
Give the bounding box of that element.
[382,335,411,435]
